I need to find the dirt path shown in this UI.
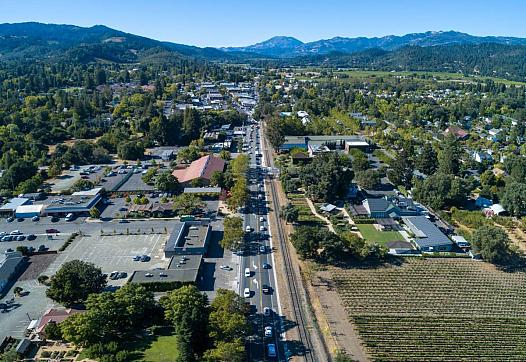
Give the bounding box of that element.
[305,198,335,233]
[315,271,370,362]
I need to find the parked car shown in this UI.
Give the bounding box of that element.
[219,265,231,271]
[140,255,150,262]
[31,216,39,222]
[51,216,60,222]
[6,217,14,223]
[118,272,127,279]
[16,235,25,241]
[264,326,273,337]
[10,230,21,235]
[132,255,141,261]
[27,234,36,240]
[109,271,119,280]
[46,228,59,234]
[38,245,47,252]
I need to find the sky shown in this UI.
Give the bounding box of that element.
[1,0,525,47]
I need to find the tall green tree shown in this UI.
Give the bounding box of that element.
[471,225,511,264]
[416,143,438,176]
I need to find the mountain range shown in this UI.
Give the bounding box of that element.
[1,22,526,80]
[222,31,526,58]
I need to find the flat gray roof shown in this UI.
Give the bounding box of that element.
[0,198,30,212]
[183,187,221,194]
[164,222,211,253]
[403,216,453,249]
[129,254,202,284]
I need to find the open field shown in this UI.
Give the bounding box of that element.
[296,69,526,86]
[356,224,403,245]
[330,258,526,361]
[136,332,179,362]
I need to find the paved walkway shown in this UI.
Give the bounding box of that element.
[339,207,364,238]
[305,198,335,233]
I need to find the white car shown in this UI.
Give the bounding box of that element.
[243,288,251,298]
[263,307,272,317]
[264,326,273,337]
[260,225,266,232]
[259,217,265,222]
[244,268,251,277]
[245,226,252,233]
[219,265,231,271]
[10,230,21,235]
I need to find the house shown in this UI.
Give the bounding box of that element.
[483,204,507,217]
[36,308,82,337]
[402,216,454,252]
[172,155,225,186]
[472,150,493,163]
[0,252,27,293]
[444,126,469,140]
[320,203,337,213]
[363,198,398,218]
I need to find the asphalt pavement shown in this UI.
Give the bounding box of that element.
[239,120,284,361]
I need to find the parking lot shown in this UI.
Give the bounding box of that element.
[117,172,155,192]
[45,233,170,286]
[0,232,69,254]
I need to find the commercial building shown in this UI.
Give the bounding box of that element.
[164,221,212,258]
[129,254,203,285]
[0,252,27,294]
[42,188,103,216]
[279,135,372,153]
[402,216,454,252]
[172,155,225,185]
[0,197,30,217]
[15,204,45,218]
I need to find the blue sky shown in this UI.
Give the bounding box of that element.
[1,0,525,47]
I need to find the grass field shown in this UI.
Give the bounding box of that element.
[296,69,526,86]
[330,258,526,361]
[356,224,404,245]
[139,333,179,362]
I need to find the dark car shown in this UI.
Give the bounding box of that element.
[51,216,60,222]
[46,228,59,234]
[262,263,271,269]
[262,284,271,294]
[140,255,150,262]
[27,234,36,240]
[38,245,47,252]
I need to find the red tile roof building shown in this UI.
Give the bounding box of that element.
[172,155,225,185]
[36,308,82,335]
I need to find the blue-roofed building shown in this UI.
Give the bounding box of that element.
[475,196,493,209]
[402,216,454,252]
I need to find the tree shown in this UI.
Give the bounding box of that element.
[299,152,353,202]
[290,226,321,260]
[117,141,144,161]
[44,321,63,340]
[230,154,249,177]
[438,134,462,175]
[266,118,285,151]
[227,177,249,210]
[208,289,250,342]
[71,179,95,192]
[89,207,101,219]
[416,143,438,176]
[471,225,510,264]
[141,167,157,184]
[209,171,225,188]
[280,203,299,224]
[387,148,413,188]
[13,286,23,297]
[355,169,381,190]
[221,217,245,250]
[173,193,205,215]
[202,339,245,362]
[161,285,209,356]
[46,260,106,306]
[501,181,526,217]
[155,172,181,193]
[219,150,231,160]
[177,146,200,164]
[412,173,468,210]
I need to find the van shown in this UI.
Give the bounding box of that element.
[244,268,251,277]
[65,213,75,221]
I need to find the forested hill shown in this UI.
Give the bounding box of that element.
[0,22,246,63]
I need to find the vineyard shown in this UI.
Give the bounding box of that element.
[330,258,526,361]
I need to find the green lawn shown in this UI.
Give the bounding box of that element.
[139,334,179,362]
[357,224,404,245]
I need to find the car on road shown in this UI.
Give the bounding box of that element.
[259,245,266,253]
[31,216,39,222]
[245,226,252,233]
[219,265,231,271]
[262,284,271,294]
[262,262,271,269]
[46,228,59,234]
[267,343,277,358]
[244,268,251,277]
[259,216,265,222]
[263,307,272,317]
[264,326,273,337]
[243,288,251,298]
[259,225,266,232]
